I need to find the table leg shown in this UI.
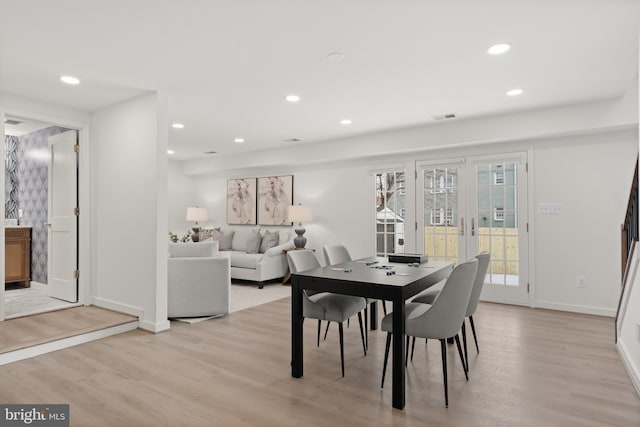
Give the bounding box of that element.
[370,301,378,331]
[291,278,304,378]
[392,297,406,409]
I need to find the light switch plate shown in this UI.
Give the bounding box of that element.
[538,204,561,215]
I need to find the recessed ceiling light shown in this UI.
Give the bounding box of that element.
[327,52,345,63]
[487,43,512,55]
[506,88,523,97]
[340,119,352,125]
[172,123,185,129]
[285,94,301,103]
[234,138,245,144]
[60,75,80,85]
[167,150,175,154]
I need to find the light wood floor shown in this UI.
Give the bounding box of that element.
[0,299,637,426]
[0,306,137,354]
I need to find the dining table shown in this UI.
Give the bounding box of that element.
[291,256,454,410]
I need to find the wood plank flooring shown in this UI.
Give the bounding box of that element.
[0,306,138,354]
[0,300,637,426]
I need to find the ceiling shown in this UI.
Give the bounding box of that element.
[1,0,638,160]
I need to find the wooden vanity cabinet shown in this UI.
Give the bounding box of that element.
[5,227,31,287]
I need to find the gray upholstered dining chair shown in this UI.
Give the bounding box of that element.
[287,250,367,377]
[322,244,387,349]
[380,258,478,407]
[412,252,490,368]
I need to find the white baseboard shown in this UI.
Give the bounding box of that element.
[0,321,138,366]
[139,319,171,333]
[617,340,640,397]
[535,300,615,317]
[91,297,144,318]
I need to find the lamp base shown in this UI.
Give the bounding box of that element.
[293,226,306,249]
[191,227,201,243]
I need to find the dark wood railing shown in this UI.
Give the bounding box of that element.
[621,159,638,278]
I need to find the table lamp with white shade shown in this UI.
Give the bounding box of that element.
[186,206,208,242]
[287,204,313,249]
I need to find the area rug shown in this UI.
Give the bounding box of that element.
[4,283,74,318]
[173,282,290,323]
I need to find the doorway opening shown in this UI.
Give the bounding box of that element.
[3,115,80,319]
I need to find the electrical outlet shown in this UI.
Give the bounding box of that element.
[538,204,562,215]
[577,276,587,288]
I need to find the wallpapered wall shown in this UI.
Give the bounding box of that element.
[4,126,72,284]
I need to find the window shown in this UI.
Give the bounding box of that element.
[430,208,453,225]
[494,207,504,221]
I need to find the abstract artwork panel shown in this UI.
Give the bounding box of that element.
[258,175,293,225]
[227,178,257,225]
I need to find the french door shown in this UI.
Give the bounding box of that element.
[417,153,529,305]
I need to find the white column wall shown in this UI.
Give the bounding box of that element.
[90,93,169,332]
[616,40,640,395]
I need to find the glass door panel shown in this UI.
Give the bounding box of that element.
[472,156,528,305]
[419,164,464,264]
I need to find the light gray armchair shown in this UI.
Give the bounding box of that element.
[168,241,230,318]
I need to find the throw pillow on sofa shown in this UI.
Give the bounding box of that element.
[260,230,280,253]
[212,229,234,251]
[246,230,263,254]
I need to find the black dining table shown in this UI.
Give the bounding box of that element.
[291,257,454,410]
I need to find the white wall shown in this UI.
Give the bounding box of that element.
[168,159,195,236]
[176,124,638,315]
[192,164,374,264]
[90,93,169,332]
[533,130,637,315]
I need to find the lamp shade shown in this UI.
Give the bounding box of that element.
[186,207,208,222]
[287,204,312,223]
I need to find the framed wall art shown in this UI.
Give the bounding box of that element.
[257,175,294,225]
[227,178,257,225]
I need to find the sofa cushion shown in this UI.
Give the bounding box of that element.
[246,230,262,254]
[169,241,218,258]
[229,251,264,269]
[260,230,280,253]
[212,229,234,251]
[231,228,254,251]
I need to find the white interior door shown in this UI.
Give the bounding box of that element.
[48,130,78,302]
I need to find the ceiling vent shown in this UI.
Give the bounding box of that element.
[283,138,302,143]
[4,119,22,126]
[204,151,217,155]
[430,113,456,121]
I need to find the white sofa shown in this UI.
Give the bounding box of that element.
[167,241,230,317]
[205,227,294,289]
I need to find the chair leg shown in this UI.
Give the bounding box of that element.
[440,339,448,408]
[347,318,350,328]
[410,336,416,362]
[364,306,369,351]
[454,334,468,381]
[324,321,331,340]
[382,300,387,315]
[357,311,367,356]
[381,332,391,388]
[469,315,479,353]
[317,320,321,347]
[461,320,468,371]
[339,322,345,377]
